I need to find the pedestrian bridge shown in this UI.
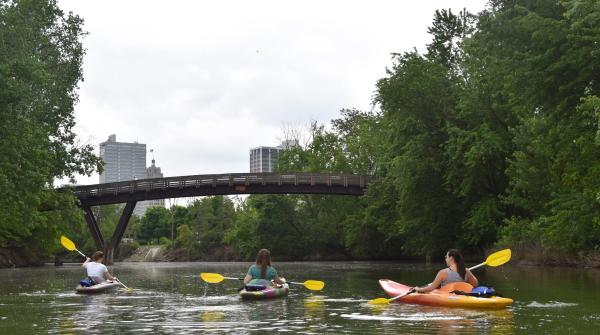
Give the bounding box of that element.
[66,172,369,264]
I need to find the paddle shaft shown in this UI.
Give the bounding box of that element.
[288,281,306,286]
[468,262,485,271]
[74,249,87,259]
[115,278,131,290]
[388,289,416,303]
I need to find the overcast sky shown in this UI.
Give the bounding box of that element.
[58,0,487,186]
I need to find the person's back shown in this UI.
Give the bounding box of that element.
[247,264,278,281]
[440,267,466,287]
[82,251,114,284]
[85,261,107,284]
[413,249,478,293]
[243,249,284,285]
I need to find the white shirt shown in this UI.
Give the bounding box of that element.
[84,261,108,283]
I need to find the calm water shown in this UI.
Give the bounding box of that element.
[0,262,598,334]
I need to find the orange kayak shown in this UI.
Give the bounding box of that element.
[379,279,513,309]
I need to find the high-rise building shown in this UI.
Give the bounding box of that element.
[136,156,165,215]
[249,141,297,173]
[99,134,146,183]
[99,134,154,216]
[249,146,279,173]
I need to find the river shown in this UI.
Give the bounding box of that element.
[0,262,598,334]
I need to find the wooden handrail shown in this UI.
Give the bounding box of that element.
[64,172,370,199]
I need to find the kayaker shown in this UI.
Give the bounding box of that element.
[82,251,117,284]
[243,249,284,285]
[412,249,478,293]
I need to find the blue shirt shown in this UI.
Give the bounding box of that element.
[247,265,278,280]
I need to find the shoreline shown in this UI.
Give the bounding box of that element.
[3,246,599,269]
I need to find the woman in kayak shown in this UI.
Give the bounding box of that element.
[243,249,284,285]
[412,249,478,293]
[82,251,117,284]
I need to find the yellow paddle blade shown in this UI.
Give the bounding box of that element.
[200,273,225,284]
[368,297,391,305]
[303,280,325,291]
[485,249,511,267]
[60,235,76,251]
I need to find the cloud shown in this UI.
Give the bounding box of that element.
[58,0,487,185]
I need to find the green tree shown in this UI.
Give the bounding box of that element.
[175,224,194,250]
[137,207,171,244]
[169,205,191,241]
[0,0,101,257]
[188,196,235,253]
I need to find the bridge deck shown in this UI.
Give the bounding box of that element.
[65,172,369,264]
[70,173,368,206]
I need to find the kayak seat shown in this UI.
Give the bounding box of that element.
[439,282,473,293]
[245,279,270,291]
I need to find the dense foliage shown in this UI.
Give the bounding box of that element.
[2,0,598,264]
[0,0,100,257]
[224,0,600,260]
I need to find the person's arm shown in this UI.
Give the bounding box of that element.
[269,267,284,284]
[82,257,91,268]
[466,269,478,287]
[244,266,254,284]
[102,265,115,281]
[414,270,446,293]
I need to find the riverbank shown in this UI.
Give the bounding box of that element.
[0,247,45,268]
[507,246,600,268]
[2,244,599,268]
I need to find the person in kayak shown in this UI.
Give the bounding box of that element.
[243,249,284,285]
[412,249,478,293]
[82,251,117,284]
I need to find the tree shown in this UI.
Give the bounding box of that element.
[0,0,101,256]
[188,196,235,253]
[137,207,171,244]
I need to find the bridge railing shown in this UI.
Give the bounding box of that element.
[70,173,368,199]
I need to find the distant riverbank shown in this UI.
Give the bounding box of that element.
[508,246,600,268]
[0,247,44,268]
[2,245,599,269]
[126,245,600,269]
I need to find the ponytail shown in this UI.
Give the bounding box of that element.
[447,249,466,280]
[255,249,272,279]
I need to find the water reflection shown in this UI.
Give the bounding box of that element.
[0,262,598,334]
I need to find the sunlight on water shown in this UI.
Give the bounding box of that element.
[526,301,578,308]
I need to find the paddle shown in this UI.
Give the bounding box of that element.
[60,235,87,259]
[114,278,133,292]
[368,249,512,305]
[60,235,133,292]
[368,288,417,305]
[200,272,325,291]
[467,248,511,271]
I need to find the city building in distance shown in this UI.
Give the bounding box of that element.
[99,134,146,183]
[99,135,164,216]
[136,153,165,215]
[249,140,298,173]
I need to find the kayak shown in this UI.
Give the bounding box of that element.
[240,280,289,300]
[379,279,513,309]
[76,281,120,294]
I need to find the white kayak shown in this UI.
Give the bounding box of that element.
[76,281,120,294]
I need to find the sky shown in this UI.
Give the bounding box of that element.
[58,0,488,186]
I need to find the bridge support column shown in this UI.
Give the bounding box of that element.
[104,201,137,265]
[83,206,104,253]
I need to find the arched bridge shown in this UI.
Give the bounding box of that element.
[68,173,369,264]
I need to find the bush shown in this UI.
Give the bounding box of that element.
[159,237,172,249]
[116,240,140,260]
